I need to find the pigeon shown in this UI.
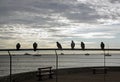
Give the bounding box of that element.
[33,42,38,51]
[16,43,21,50]
[100,42,105,50]
[71,40,75,49]
[81,42,85,50]
[56,42,62,50]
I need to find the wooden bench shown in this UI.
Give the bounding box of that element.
[92,67,109,74]
[36,66,54,81]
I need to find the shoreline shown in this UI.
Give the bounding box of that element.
[1,66,120,82]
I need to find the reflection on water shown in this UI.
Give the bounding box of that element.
[0,53,120,77]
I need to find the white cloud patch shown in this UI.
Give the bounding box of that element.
[97,19,120,25]
[77,32,115,39]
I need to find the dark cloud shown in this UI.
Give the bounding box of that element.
[32,1,70,12]
[60,3,99,23]
[0,0,120,26]
[110,0,120,3]
[0,0,102,25]
[0,36,15,39]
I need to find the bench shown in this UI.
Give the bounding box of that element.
[92,67,109,74]
[36,66,54,80]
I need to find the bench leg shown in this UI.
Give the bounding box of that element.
[49,74,53,79]
[104,69,107,74]
[93,69,96,74]
[38,76,42,81]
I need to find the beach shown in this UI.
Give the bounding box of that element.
[1,67,120,82]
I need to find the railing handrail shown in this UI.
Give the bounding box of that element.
[0,48,120,51]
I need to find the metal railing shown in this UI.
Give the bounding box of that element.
[0,48,120,82]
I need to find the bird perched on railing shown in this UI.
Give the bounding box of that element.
[100,42,105,50]
[81,42,85,50]
[16,43,21,50]
[71,40,75,49]
[56,42,62,50]
[33,42,37,51]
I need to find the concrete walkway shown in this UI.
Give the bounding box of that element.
[23,70,120,82]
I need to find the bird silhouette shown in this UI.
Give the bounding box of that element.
[100,42,105,50]
[81,42,85,50]
[71,40,75,49]
[33,42,37,51]
[56,42,62,50]
[16,43,21,50]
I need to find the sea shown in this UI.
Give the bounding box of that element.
[0,51,120,77]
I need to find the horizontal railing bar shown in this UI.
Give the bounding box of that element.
[0,48,120,51]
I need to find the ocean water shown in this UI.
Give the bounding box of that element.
[0,53,120,77]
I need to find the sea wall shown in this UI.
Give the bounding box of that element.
[0,71,37,82]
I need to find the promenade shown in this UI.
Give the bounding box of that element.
[22,67,120,82]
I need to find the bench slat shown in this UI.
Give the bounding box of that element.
[37,72,54,76]
[92,67,109,74]
[38,67,52,69]
[36,66,54,80]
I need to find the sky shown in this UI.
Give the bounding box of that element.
[0,0,120,49]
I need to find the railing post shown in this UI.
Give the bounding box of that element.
[104,50,105,69]
[8,51,12,82]
[103,50,106,82]
[55,50,58,82]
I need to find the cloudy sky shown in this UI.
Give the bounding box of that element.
[0,0,120,49]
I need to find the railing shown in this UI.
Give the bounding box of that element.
[0,48,120,82]
[1,48,120,51]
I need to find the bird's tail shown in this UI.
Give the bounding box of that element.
[34,48,37,51]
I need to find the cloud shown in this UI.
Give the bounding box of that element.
[110,0,120,3]
[0,0,120,48]
[0,0,120,25]
[62,3,101,24]
[97,19,120,25]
